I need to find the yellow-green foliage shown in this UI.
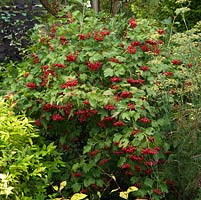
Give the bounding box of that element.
[0,99,38,148]
[0,98,63,199]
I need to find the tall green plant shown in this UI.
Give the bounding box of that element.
[163,19,201,199]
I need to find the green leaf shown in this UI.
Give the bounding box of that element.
[118,157,126,167]
[144,178,154,188]
[89,98,97,107]
[82,163,93,173]
[114,66,125,76]
[31,167,46,177]
[84,177,94,187]
[72,163,80,172]
[133,112,140,121]
[113,134,122,142]
[72,183,81,193]
[112,111,121,118]
[145,127,154,135]
[47,142,56,153]
[61,75,76,82]
[89,54,103,62]
[122,112,131,120]
[80,73,88,81]
[104,68,114,77]
[103,89,113,96]
[136,133,144,141]
[83,145,91,154]
[96,179,104,187]
[119,138,129,147]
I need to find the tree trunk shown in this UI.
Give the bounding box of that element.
[39,0,60,16]
[112,0,119,16]
[90,0,100,14]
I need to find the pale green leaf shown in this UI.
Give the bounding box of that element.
[89,98,97,107]
[53,185,59,191]
[119,192,128,199]
[70,193,87,200]
[80,74,88,81]
[136,133,144,141]
[103,89,113,96]
[122,112,131,120]
[104,68,114,77]
[72,163,80,172]
[83,145,91,154]
[114,67,125,76]
[59,181,67,191]
[127,186,138,193]
[110,188,120,193]
[134,112,140,121]
[111,175,116,181]
[119,138,129,147]
[97,191,101,198]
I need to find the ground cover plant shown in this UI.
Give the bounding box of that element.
[3,2,201,199]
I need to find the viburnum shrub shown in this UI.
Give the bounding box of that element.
[8,4,195,199]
